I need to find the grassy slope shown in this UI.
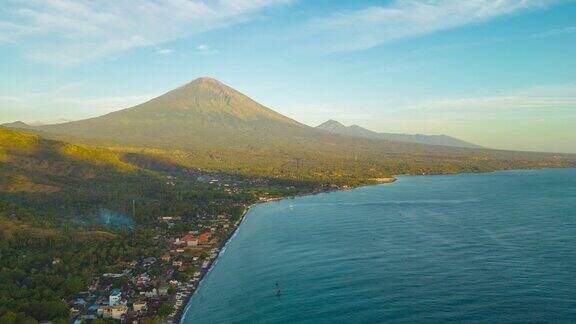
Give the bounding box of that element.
[0,127,136,192]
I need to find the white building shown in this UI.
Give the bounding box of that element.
[109,289,122,306]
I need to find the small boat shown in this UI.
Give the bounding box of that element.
[275,281,282,296]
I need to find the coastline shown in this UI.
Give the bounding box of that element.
[172,166,572,322]
[169,168,575,323]
[173,201,260,323]
[172,177,400,322]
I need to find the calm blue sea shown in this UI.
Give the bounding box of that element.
[182,168,576,323]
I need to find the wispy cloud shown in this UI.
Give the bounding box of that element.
[420,84,576,111]
[0,0,290,65]
[155,47,173,55]
[0,91,157,124]
[290,83,576,129]
[532,26,576,37]
[307,0,563,51]
[196,43,218,54]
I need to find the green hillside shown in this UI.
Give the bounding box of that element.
[6,78,576,184]
[0,127,318,321]
[0,127,137,193]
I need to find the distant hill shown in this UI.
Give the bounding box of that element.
[317,120,481,148]
[5,77,575,184]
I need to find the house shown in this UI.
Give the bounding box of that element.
[142,288,158,298]
[136,273,151,286]
[111,305,128,320]
[109,288,122,306]
[98,305,111,318]
[88,280,99,291]
[133,301,147,312]
[160,216,181,221]
[158,284,170,296]
[161,254,171,262]
[142,257,157,267]
[198,232,212,244]
[173,260,183,267]
[103,269,130,278]
[181,234,198,247]
[86,304,99,314]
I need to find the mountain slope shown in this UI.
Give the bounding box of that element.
[317,119,481,148]
[0,127,136,192]
[5,78,575,184]
[23,77,309,148]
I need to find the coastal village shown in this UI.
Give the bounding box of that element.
[68,211,242,323]
[65,173,304,323]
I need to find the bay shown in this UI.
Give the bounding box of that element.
[183,168,576,323]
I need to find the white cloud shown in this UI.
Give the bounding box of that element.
[156,47,173,55]
[307,0,563,51]
[0,0,290,65]
[196,43,218,54]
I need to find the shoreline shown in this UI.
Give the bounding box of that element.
[172,177,401,322]
[172,201,260,323]
[172,166,573,322]
[172,185,352,322]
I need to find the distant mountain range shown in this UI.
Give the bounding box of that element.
[316,119,481,149]
[4,77,574,184]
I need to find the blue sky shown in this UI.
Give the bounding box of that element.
[1,0,575,153]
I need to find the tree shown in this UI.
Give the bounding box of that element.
[157,304,174,317]
[0,311,18,324]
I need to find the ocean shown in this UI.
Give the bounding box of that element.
[182,168,576,323]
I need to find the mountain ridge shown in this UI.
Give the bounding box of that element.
[316,119,481,149]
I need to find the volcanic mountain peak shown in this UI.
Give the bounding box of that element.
[107,76,298,125]
[1,77,307,147]
[173,76,231,96]
[318,119,345,128]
